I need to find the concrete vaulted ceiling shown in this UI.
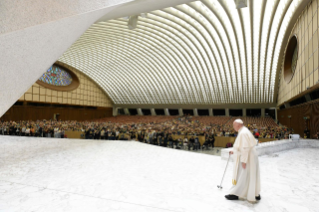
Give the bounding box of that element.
[59,0,310,107]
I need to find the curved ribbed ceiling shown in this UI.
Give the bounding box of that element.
[59,0,305,105]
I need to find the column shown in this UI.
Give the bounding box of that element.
[275,108,278,122]
[284,102,290,109]
[225,108,229,117]
[194,108,198,116]
[112,107,118,116]
[137,108,143,116]
[261,108,265,118]
[305,94,311,102]
[164,108,170,116]
[243,108,246,117]
[124,108,130,115]
[178,108,183,116]
[209,108,213,116]
[151,108,156,116]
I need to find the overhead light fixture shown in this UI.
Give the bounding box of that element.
[140,13,148,18]
[128,15,139,30]
[234,0,247,9]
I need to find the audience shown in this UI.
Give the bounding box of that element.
[0,115,297,147]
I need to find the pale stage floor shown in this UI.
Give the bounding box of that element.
[0,136,318,212]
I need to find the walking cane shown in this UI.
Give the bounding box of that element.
[217,152,231,189]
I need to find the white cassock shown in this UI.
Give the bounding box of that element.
[229,126,261,202]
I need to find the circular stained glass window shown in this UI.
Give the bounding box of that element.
[39,65,73,86]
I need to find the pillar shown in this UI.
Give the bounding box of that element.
[261,108,265,118]
[164,108,170,116]
[112,107,118,116]
[137,108,143,116]
[305,94,311,102]
[124,108,130,115]
[194,108,198,116]
[225,108,229,117]
[178,108,183,116]
[151,108,156,116]
[243,108,246,117]
[209,108,213,116]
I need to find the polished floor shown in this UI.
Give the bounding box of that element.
[0,136,318,212]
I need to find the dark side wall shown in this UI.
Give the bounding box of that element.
[278,99,319,137]
[0,102,112,121]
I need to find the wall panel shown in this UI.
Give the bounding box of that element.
[0,105,112,121]
[21,61,113,108]
[278,100,319,137]
[278,0,319,105]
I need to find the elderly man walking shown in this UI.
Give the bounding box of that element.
[225,119,261,202]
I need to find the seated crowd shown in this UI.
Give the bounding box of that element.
[0,115,295,144]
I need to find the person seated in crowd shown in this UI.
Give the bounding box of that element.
[115,129,120,140]
[188,136,195,150]
[94,128,100,139]
[145,130,151,144]
[172,137,178,148]
[210,133,215,148]
[176,138,183,149]
[21,125,26,136]
[36,124,43,137]
[104,129,109,140]
[100,128,105,140]
[163,133,168,147]
[168,135,174,148]
[54,126,59,138]
[107,129,112,140]
[194,136,200,151]
[60,127,65,138]
[155,134,160,146]
[9,124,14,135]
[15,124,20,136]
[88,127,94,139]
[119,132,126,140]
[25,126,31,136]
[152,131,158,145]
[202,134,212,150]
[183,136,188,150]
[254,131,259,138]
[130,130,136,140]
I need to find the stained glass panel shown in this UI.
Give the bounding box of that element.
[39,65,73,86]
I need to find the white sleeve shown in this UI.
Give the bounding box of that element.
[239,133,253,163]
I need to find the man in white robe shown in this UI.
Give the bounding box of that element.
[225,119,261,202]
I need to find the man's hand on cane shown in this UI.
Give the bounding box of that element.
[242,163,246,169]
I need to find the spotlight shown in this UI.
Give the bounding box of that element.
[140,13,148,18]
[234,0,247,9]
[128,15,139,30]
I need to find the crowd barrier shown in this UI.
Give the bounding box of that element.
[64,131,83,139]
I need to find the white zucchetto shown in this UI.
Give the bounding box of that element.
[234,119,244,124]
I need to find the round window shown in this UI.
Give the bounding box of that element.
[39,65,73,86]
[37,64,79,91]
[284,35,298,83]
